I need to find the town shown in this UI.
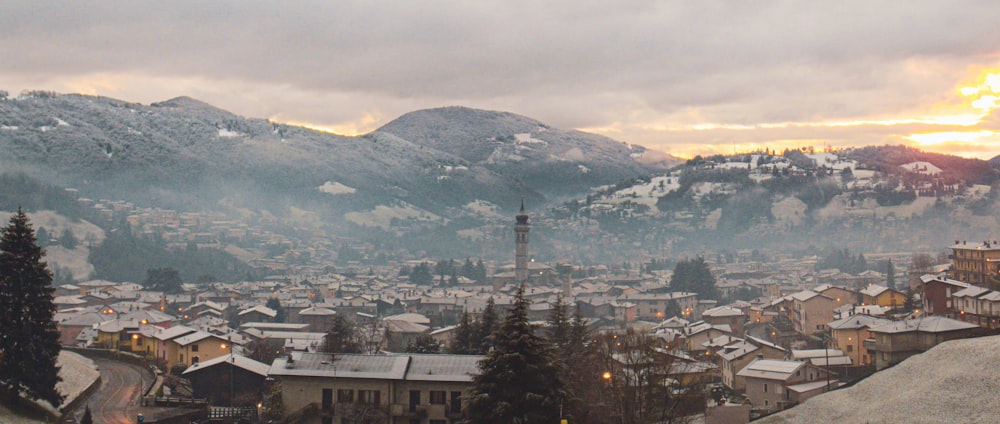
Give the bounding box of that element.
[40,199,1000,423]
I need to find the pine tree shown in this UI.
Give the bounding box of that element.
[886,259,896,290]
[0,209,63,406]
[80,405,94,424]
[464,284,565,424]
[405,334,441,354]
[449,312,476,354]
[475,297,499,354]
[547,294,571,350]
[323,315,362,353]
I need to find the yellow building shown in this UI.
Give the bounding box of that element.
[950,241,1000,287]
[859,285,907,309]
[826,314,892,366]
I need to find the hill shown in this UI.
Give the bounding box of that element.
[759,334,1000,423]
[0,93,669,220]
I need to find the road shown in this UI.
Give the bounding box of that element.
[86,358,151,424]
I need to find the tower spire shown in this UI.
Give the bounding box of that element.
[515,201,530,284]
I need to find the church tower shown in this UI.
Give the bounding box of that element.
[515,200,530,284]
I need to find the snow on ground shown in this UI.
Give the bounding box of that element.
[345,203,442,230]
[759,335,1000,424]
[217,128,244,137]
[0,210,105,281]
[318,181,357,196]
[0,351,100,423]
[514,133,545,144]
[771,196,807,226]
[463,200,503,219]
[601,175,678,212]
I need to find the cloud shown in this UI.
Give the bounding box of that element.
[3,2,1000,158]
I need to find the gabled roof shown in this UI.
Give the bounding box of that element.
[173,330,224,346]
[183,354,271,377]
[238,305,277,318]
[702,306,744,318]
[737,359,805,381]
[827,314,892,330]
[383,313,431,325]
[920,274,970,289]
[269,352,484,382]
[953,286,991,298]
[154,325,198,341]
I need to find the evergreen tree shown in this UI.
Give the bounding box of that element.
[669,257,719,300]
[464,284,565,424]
[547,294,572,349]
[60,228,78,249]
[474,259,487,283]
[449,312,476,354]
[405,334,441,354]
[475,297,500,354]
[80,405,93,424]
[886,259,896,290]
[35,227,49,246]
[0,209,63,406]
[323,315,362,353]
[266,297,286,323]
[144,267,183,294]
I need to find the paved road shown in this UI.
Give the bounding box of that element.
[87,358,151,424]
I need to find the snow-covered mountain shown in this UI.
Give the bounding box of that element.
[0,93,674,225]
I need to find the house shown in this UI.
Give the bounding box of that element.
[920,274,969,318]
[153,325,198,369]
[269,352,483,424]
[737,359,835,413]
[238,305,278,323]
[717,337,786,392]
[183,354,270,407]
[826,314,892,366]
[859,284,906,309]
[949,240,1000,286]
[789,290,838,336]
[702,306,747,337]
[867,316,979,370]
[297,305,337,332]
[169,330,235,369]
[683,321,732,353]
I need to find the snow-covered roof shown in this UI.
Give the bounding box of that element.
[702,306,744,318]
[173,330,223,346]
[183,354,271,377]
[298,306,336,316]
[154,325,198,341]
[238,305,277,318]
[383,312,431,325]
[868,316,978,334]
[737,359,804,381]
[827,314,892,330]
[269,352,484,382]
[792,349,845,359]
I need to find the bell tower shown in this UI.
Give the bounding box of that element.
[515,200,530,284]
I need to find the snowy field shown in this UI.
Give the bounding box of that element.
[0,350,100,423]
[759,335,1000,423]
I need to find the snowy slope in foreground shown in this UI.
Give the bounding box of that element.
[759,335,1000,423]
[0,351,100,423]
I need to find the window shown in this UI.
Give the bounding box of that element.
[764,400,769,407]
[409,390,420,412]
[431,420,446,424]
[846,344,853,353]
[191,344,199,352]
[359,390,380,405]
[763,383,768,393]
[322,388,333,411]
[430,391,446,405]
[337,389,354,403]
[322,418,332,424]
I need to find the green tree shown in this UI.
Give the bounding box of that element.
[405,334,441,354]
[323,315,362,353]
[144,267,183,294]
[464,284,565,424]
[0,209,63,406]
[886,259,896,290]
[266,297,286,323]
[59,228,77,249]
[547,294,572,349]
[80,405,93,424]
[449,312,476,354]
[669,257,719,300]
[475,297,500,354]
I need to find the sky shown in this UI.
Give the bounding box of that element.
[2,1,1000,160]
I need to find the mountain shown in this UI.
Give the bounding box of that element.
[0,93,671,224]
[758,334,1000,423]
